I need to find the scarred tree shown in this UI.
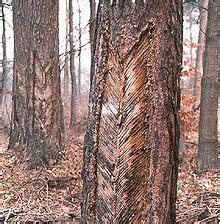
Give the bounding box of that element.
[82,0,183,223]
[9,0,63,167]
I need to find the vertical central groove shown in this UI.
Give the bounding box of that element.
[82,1,182,222]
[112,62,125,222]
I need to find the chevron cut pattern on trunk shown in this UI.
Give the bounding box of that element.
[82,0,182,223]
[96,22,156,222]
[10,0,62,168]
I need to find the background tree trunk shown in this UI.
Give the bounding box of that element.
[189,4,193,68]
[9,0,63,168]
[9,1,30,148]
[198,0,219,170]
[0,2,8,108]
[64,0,70,103]
[69,0,77,128]
[89,0,96,56]
[77,0,82,97]
[193,0,209,103]
[82,0,183,223]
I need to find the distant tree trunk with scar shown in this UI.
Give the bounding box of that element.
[9,0,63,168]
[82,0,183,223]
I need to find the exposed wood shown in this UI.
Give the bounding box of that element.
[9,0,63,168]
[82,0,183,223]
[9,0,31,148]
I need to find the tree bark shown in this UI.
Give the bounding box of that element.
[77,0,82,97]
[9,0,63,168]
[89,0,96,56]
[82,0,183,223]
[0,2,8,107]
[69,0,77,127]
[64,0,70,101]
[198,0,219,171]
[193,0,209,102]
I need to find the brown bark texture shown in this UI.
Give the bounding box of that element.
[193,0,209,102]
[9,0,63,168]
[89,0,96,56]
[198,0,220,170]
[82,0,183,223]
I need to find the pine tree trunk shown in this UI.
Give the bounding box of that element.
[9,0,63,168]
[64,0,70,101]
[89,0,96,56]
[193,0,208,102]
[198,0,219,171]
[82,1,183,223]
[77,0,82,97]
[69,0,77,127]
[0,2,8,107]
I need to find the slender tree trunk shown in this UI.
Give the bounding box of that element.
[198,0,219,170]
[9,0,63,168]
[82,0,183,223]
[189,5,193,68]
[60,100,66,139]
[77,0,82,97]
[193,0,208,102]
[64,0,70,101]
[0,2,8,107]
[188,4,195,94]
[63,0,70,132]
[69,0,77,127]
[89,0,96,56]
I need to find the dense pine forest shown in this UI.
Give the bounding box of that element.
[0,0,219,223]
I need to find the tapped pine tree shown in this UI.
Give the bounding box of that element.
[82,0,183,223]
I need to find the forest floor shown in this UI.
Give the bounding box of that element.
[1,125,220,223]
